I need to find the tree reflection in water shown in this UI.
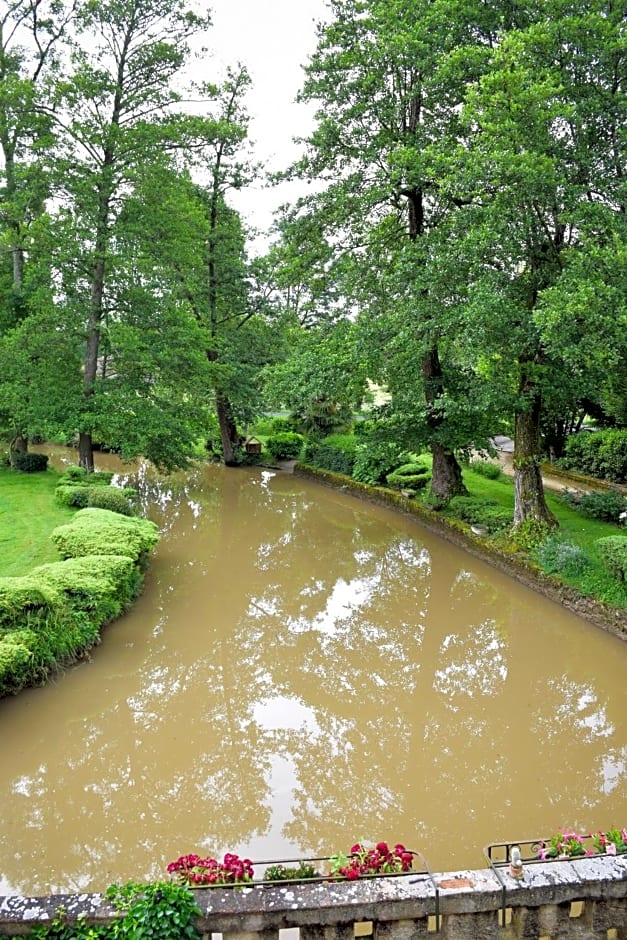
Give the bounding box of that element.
[0,458,624,893]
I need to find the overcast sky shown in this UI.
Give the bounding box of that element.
[205,0,330,249]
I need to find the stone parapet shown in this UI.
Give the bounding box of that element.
[1,857,626,938]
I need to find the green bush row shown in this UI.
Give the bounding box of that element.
[559,430,627,483]
[559,487,627,523]
[0,508,159,696]
[56,483,138,515]
[303,435,357,476]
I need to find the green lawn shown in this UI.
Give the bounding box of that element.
[456,466,627,608]
[0,466,75,576]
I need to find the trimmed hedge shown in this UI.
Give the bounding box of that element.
[0,505,159,697]
[266,432,305,461]
[386,461,431,492]
[51,508,159,564]
[303,435,357,476]
[56,483,138,515]
[10,452,49,472]
[595,536,627,582]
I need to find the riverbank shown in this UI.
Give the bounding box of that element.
[294,464,627,641]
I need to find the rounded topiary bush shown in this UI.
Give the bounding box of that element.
[386,462,431,491]
[265,432,305,461]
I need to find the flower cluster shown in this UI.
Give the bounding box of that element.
[329,841,414,880]
[537,831,588,860]
[166,852,254,886]
[593,829,627,856]
[537,827,627,860]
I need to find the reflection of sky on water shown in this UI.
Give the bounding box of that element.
[0,455,625,894]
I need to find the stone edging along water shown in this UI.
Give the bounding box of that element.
[293,465,627,643]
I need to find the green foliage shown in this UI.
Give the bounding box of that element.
[58,467,114,486]
[0,577,61,633]
[595,537,627,582]
[468,459,503,480]
[264,861,319,882]
[560,430,627,483]
[303,434,357,476]
[55,485,89,509]
[32,555,141,628]
[508,518,554,551]
[30,881,201,939]
[9,451,49,472]
[535,535,591,576]
[86,486,137,516]
[0,630,36,693]
[447,496,512,533]
[559,488,627,523]
[352,441,409,485]
[51,509,159,564]
[265,431,305,461]
[105,881,201,940]
[386,461,431,492]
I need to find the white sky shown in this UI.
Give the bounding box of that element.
[205,0,330,250]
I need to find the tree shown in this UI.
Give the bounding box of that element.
[40,0,224,471]
[443,0,626,524]
[286,0,520,500]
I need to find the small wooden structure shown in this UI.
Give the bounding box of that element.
[244,436,262,454]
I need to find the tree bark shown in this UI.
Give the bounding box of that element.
[216,395,240,466]
[513,382,557,527]
[422,345,467,500]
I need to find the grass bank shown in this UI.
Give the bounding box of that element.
[0,466,75,575]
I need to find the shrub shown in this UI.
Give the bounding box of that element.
[468,459,503,480]
[59,466,114,486]
[0,630,36,695]
[535,535,591,576]
[51,508,159,564]
[271,416,299,433]
[33,555,142,628]
[595,536,627,581]
[265,431,305,461]
[55,484,90,508]
[0,577,61,633]
[352,441,409,485]
[386,461,431,491]
[304,434,357,476]
[10,452,49,472]
[87,485,137,516]
[561,429,627,482]
[559,488,627,523]
[448,496,512,533]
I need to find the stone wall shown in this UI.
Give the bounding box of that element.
[1,857,626,939]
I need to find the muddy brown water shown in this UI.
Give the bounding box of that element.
[0,450,625,895]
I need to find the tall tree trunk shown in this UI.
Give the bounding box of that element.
[513,379,557,527]
[216,395,239,466]
[422,345,467,501]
